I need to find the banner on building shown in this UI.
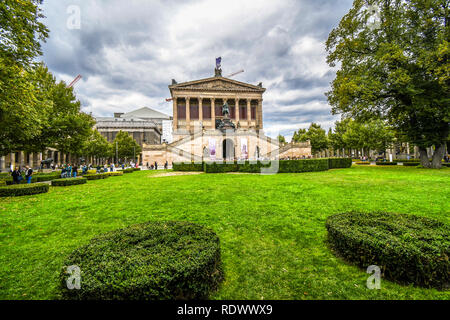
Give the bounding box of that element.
[209,138,216,161]
[241,138,248,160]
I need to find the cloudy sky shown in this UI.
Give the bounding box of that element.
[40,0,353,140]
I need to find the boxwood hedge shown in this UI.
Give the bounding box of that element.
[204,161,239,173]
[84,173,109,180]
[52,178,87,187]
[278,159,329,173]
[328,158,352,169]
[326,212,449,289]
[402,162,420,166]
[122,168,134,173]
[60,221,224,300]
[0,183,49,197]
[355,162,370,165]
[376,162,398,166]
[0,180,6,186]
[173,162,204,172]
[106,172,124,176]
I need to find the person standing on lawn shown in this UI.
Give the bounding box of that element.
[25,166,33,184]
[11,167,21,184]
[73,165,78,178]
[154,161,158,170]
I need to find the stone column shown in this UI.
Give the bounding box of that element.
[0,156,5,172]
[199,98,203,122]
[211,98,216,125]
[10,152,16,170]
[185,97,190,130]
[19,151,25,167]
[258,99,263,129]
[235,98,240,123]
[247,99,251,127]
[173,97,178,130]
[28,153,34,168]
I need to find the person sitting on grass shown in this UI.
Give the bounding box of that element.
[25,165,33,184]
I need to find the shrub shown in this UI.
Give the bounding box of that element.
[0,183,49,197]
[106,172,124,176]
[122,168,134,174]
[84,173,109,180]
[60,221,224,300]
[86,169,97,174]
[278,159,329,173]
[376,162,398,166]
[442,163,450,167]
[355,162,370,165]
[0,180,6,186]
[52,178,87,187]
[132,168,141,171]
[3,173,61,185]
[173,162,204,172]
[237,161,271,173]
[328,158,352,169]
[326,212,450,289]
[402,162,420,166]
[395,159,420,163]
[204,162,239,173]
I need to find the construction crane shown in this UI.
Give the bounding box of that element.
[67,74,82,88]
[226,69,244,78]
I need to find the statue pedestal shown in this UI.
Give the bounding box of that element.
[217,115,236,132]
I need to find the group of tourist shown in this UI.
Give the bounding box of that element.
[146,161,169,170]
[10,166,34,184]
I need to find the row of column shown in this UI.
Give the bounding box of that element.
[0,151,75,171]
[173,97,262,130]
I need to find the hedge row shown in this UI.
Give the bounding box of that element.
[2,173,62,185]
[355,162,370,165]
[0,183,49,197]
[84,173,110,180]
[60,221,224,300]
[173,162,204,172]
[402,162,420,166]
[326,212,449,289]
[51,178,87,187]
[376,162,398,166]
[328,158,352,169]
[122,168,134,173]
[0,180,6,186]
[106,172,124,176]
[175,158,351,174]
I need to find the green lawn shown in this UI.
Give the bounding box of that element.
[0,166,449,300]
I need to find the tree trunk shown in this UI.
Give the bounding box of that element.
[419,147,431,168]
[420,144,445,168]
[431,144,445,169]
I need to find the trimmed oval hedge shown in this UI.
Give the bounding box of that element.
[0,183,49,197]
[52,178,87,187]
[83,173,109,180]
[106,171,124,176]
[326,212,450,289]
[60,221,224,300]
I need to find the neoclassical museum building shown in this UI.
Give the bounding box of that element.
[142,68,311,164]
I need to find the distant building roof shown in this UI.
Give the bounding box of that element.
[120,107,171,120]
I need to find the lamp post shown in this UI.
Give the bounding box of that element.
[116,141,118,165]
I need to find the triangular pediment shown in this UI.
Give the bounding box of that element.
[169,77,265,92]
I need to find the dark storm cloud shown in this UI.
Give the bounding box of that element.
[40,0,352,140]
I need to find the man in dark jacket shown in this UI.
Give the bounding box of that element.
[25,166,33,184]
[11,168,21,184]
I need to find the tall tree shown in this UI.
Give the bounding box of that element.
[113,131,142,162]
[25,64,95,156]
[83,130,111,160]
[277,134,287,145]
[304,123,329,155]
[0,0,49,155]
[326,0,449,168]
